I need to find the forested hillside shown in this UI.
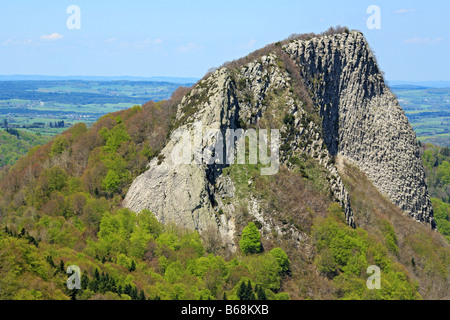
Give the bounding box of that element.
[0,129,49,167]
[419,143,450,241]
[0,82,448,300]
[1,29,449,301]
[0,87,297,300]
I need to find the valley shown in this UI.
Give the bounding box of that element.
[0,28,449,302]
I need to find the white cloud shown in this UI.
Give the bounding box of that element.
[41,33,63,41]
[136,38,163,48]
[142,38,163,45]
[237,39,257,50]
[404,37,443,44]
[110,37,163,48]
[394,8,415,14]
[246,39,257,49]
[3,38,33,46]
[178,42,196,53]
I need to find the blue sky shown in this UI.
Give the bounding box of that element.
[0,0,448,81]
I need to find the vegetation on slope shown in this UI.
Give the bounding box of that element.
[420,143,450,203]
[0,86,293,300]
[0,211,290,300]
[0,27,448,300]
[0,129,49,167]
[0,80,428,300]
[419,143,450,242]
[222,156,423,299]
[337,156,450,299]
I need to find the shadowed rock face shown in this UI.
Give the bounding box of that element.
[284,32,434,226]
[124,31,435,245]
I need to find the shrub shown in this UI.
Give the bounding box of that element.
[239,222,262,255]
[269,248,290,273]
[50,136,69,157]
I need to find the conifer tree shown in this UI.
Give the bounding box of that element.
[131,286,138,300]
[94,268,100,280]
[110,277,117,293]
[81,272,89,290]
[237,281,247,300]
[246,280,256,300]
[69,289,78,301]
[46,255,56,268]
[256,285,267,300]
[129,260,136,272]
[59,259,65,273]
[124,284,132,296]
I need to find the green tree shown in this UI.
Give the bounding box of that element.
[246,280,256,300]
[59,259,65,273]
[69,289,78,300]
[102,170,121,193]
[81,272,90,290]
[51,135,69,157]
[441,147,450,157]
[239,222,262,254]
[237,280,256,300]
[437,161,450,185]
[129,227,152,258]
[237,281,247,300]
[248,254,282,291]
[100,123,130,153]
[137,209,162,237]
[129,259,136,272]
[255,285,267,300]
[269,248,290,273]
[46,166,68,193]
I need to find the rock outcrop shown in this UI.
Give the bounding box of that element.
[284,32,434,226]
[124,30,435,246]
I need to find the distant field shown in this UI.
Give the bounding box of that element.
[0,80,448,146]
[391,85,450,147]
[0,80,192,136]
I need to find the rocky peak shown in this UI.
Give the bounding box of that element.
[284,31,434,226]
[124,30,435,249]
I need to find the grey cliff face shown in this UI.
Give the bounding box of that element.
[123,30,435,246]
[284,31,434,226]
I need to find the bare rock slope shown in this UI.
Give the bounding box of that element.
[124,30,435,246]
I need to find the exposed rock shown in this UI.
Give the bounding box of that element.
[284,31,434,226]
[124,30,435,248]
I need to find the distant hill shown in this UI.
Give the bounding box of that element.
[390,84,432,91]
[0,80,192,137]
[389,80,450,88]
[390,85,450,148]
[0,75,198,84]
